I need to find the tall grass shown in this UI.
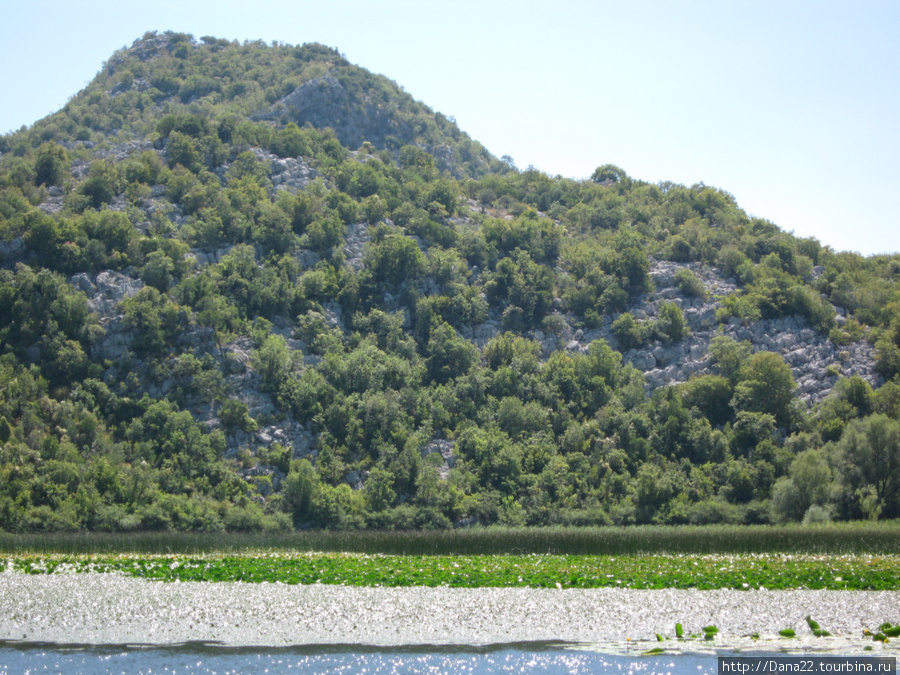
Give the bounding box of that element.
[2,522,899,556]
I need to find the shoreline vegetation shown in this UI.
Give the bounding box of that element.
[5,551,900,591]
[2,522,899,556]
[2,523,899,591]
[4,524,900,652]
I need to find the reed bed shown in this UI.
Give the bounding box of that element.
[2,521,899,556]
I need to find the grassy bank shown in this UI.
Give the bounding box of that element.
[1,522,899,556]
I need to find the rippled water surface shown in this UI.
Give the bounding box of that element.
[0,642,725,674]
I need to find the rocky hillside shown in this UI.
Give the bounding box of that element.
[1,31,899,533]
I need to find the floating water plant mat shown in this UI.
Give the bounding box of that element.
[4,553,900,590]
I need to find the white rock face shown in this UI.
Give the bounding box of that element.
[69,270,145,318]
[343,221,371,270]
[461,259,879,406]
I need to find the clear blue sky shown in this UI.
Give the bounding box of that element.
[2,0,898,256]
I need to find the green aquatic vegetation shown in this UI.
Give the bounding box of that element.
[654,621,719,642]
[806,615,831,637]
[863,624,898,643]
[880,622,900,637]
[4,552,900,591]
[866,622,900,643]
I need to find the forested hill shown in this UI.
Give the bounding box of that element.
[1,31,899,533]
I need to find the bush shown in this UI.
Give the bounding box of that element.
[139,503,173,531]
[674,268,708,300]
[611,312,643,351]
[219,399,257,433]
[23,505,80,532]
[684,500,741,525]
[89,504,141,532]
[741,501,773,525]
[34,143,68,186]
[656,301,687,342]
[224,502,291,532]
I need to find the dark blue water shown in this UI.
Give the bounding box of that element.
[0,642,721,674]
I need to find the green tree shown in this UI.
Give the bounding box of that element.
[484,251,553,328]
[656,301,687,343]
[166,131,202,171]
[731,351,798,428]
[874,378,900,419]
[306,214,344,254]
[633,462,678,523]
[253,334,293,393]
[140,250,175,292]
[731,411,778,457]
[708,336,752,384]
[674,268,708,299]
[79,160,120,209]
[425,322,479,384]
[270,122,309,158]
[771,449,833,522]
[611,312,643,351]
[218,399,257,433]
[362,228,426,288]
[680,375,733,427]
[81,210,138,265]
[364,466,397,512]
[283,459,319,523]
[591,164,628,185]
[836,414,900,518]
[34,143,68,186]
[121,287,182,354]
[310,483,363,529]
[423,179,459,217]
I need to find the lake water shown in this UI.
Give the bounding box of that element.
[0,641,728,674]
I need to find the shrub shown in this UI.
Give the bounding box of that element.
[611,312,643,351]
[656,301,687,342]
[674,268,708,300]
[139,503,173,531]
[224,502,291,532]
[219,399,257,433]
[685,500,741,525]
